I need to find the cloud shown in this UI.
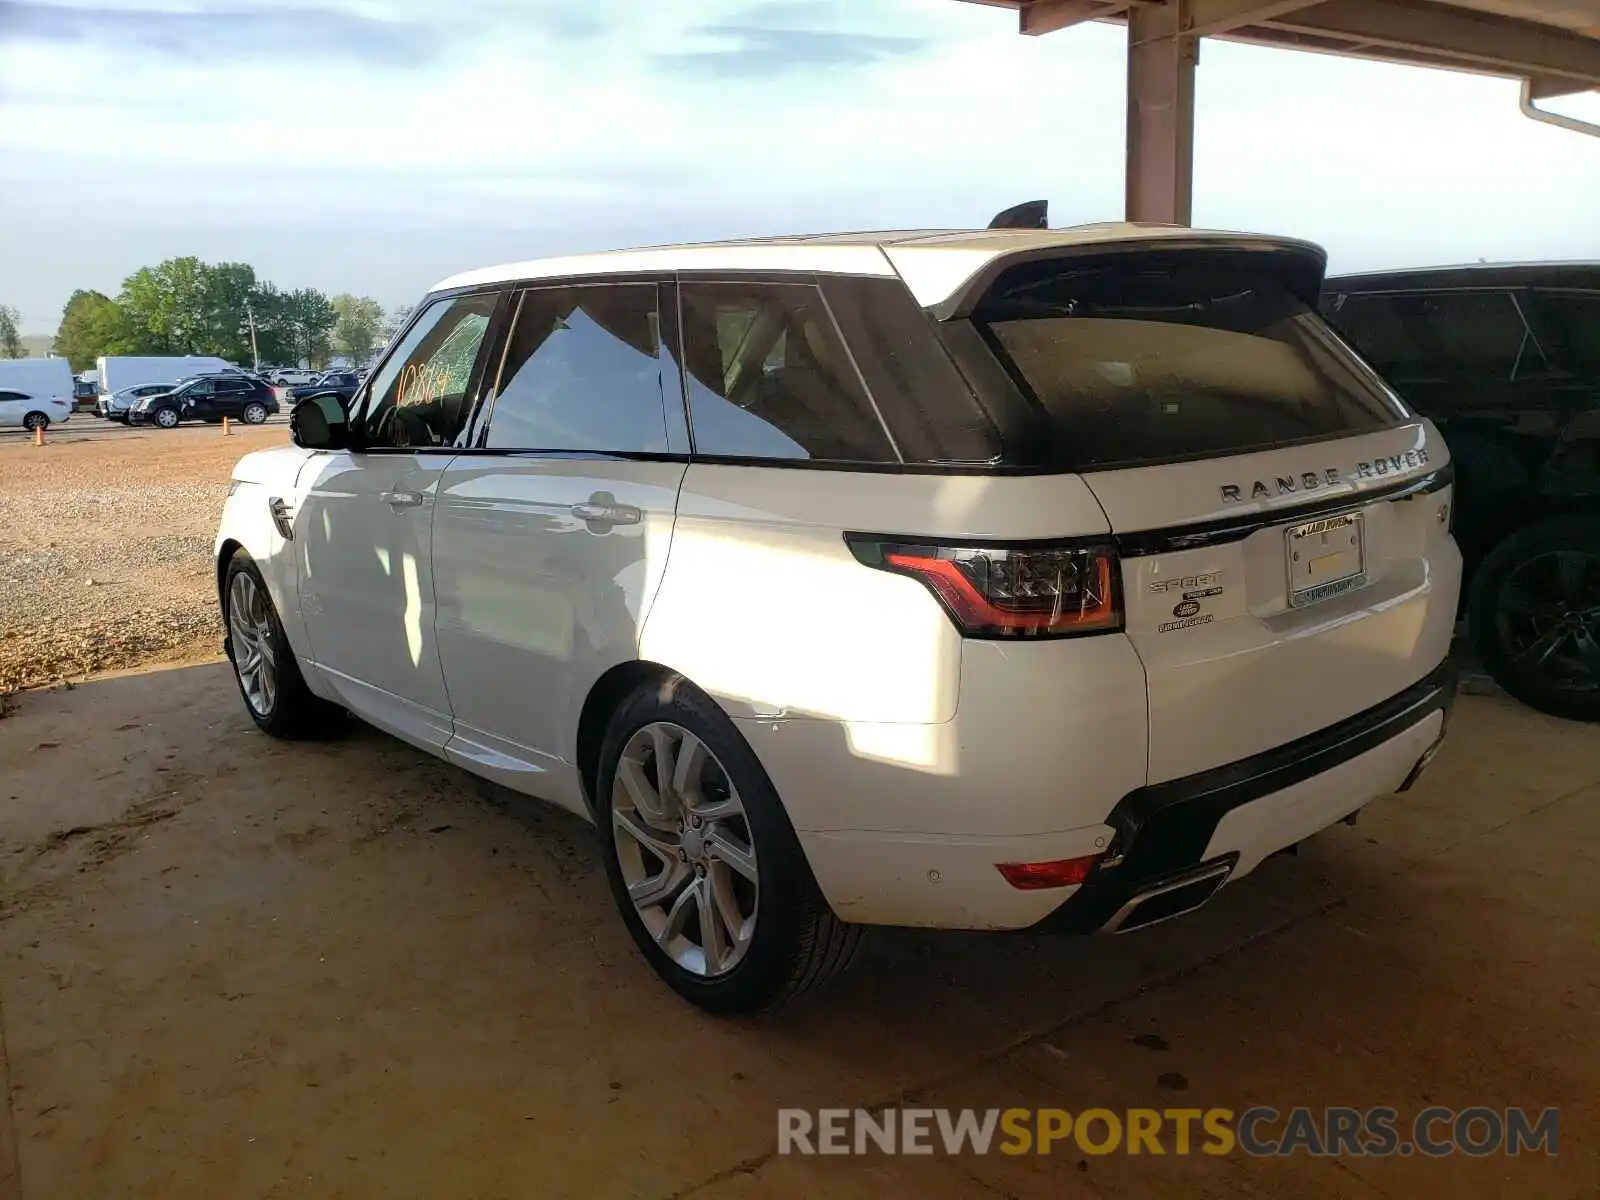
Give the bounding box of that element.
[0,0,443,65]
[659,24,926,78]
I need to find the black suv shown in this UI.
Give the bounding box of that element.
[127,373,280,429]
[1322,264,1600,721]
[287,371,360,405]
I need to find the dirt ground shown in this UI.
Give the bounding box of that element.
[0,420,289,693]
[0,664,1595,1199]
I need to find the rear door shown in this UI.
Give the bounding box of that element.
[212,377,252,417]
[431,279,688,808]
[968,248,1460,782]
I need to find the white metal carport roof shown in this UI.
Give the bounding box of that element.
[959,1,1600,223]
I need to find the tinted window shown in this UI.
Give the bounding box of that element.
[183,381,213,397]
[358,292,498,447]
[1531,291,1600,378]
[0,390,29,402]
[974,252,1407,470]
[1331,289,1549,384]
[483,284,671,453]
[217,378,251,393]
[678,281,896,463]
[1322,293,1433,381]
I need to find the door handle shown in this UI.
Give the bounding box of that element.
[571,498,642,526]
[381,489,424,510]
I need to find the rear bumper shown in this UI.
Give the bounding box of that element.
[787,659,1453,933]
[1030,659,1456,934]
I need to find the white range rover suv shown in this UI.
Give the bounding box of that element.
[215,223,1461,1013]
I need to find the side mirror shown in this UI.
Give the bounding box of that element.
[291,393,351,450]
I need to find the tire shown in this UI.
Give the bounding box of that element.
[596,677,859,1015]
[152,407,180,429]
[22,411,48,432]
[1470,515,1600,722]
[241,402,269,425]
[223,550,345,738]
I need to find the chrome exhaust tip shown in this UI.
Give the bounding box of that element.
[1101,860,1234,934]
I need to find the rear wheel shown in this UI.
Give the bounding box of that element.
[22,412,48,431]
[596,679,859,1014]
[152,407,180,429]
[242,401,269,425]
[1470,516,1600,722]
[224,550,345,738]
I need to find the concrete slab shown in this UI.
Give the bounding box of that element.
[0,665,1596,1198]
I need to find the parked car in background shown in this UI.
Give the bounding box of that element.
[0,388,73,431]
[1323,264,1600,721]
[96,355,237,405]
[128,374,279,428]
[269,368,319,387]
[286,371,360,405]
[218,222,1460,1012]
[0,358,75,423]
[100,382,178,421]
[73,376,99,410]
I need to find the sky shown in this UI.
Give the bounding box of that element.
[2,0,1598,335]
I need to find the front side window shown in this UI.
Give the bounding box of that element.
[975,252,1408,470]
[356,292,498,447]
[678,281,896,463]
[482,284,671,453]
[0,390,29,402]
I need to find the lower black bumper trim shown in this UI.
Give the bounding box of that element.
[1030,659,1457,935]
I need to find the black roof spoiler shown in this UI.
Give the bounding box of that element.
[987,200,1048,230]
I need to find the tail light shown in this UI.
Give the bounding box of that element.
[846,535,1122,638]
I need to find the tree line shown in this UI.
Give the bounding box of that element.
[33,257,410,373]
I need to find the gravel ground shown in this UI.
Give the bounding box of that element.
[0,424,290,692]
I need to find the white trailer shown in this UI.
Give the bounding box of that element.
[96,355,236,399]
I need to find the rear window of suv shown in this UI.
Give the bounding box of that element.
[972,250,1409,471]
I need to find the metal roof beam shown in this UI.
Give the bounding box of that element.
[1019,0,1115,35]
[1261,0,1600,88]
[1185,0,1322,37]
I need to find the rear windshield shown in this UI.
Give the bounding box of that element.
[972,251,1409,470]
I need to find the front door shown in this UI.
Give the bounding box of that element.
[432,281,688,809]
[180,379,215,420]
[294,290,503,751]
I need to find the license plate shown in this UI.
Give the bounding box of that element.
[1285,513,1366,608]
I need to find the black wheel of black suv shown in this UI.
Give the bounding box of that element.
[1471,516,1600,723]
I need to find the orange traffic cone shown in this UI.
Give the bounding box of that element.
[223,416,232,436]
[33,424,44,447]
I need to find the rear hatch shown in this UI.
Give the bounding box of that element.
[964,244,1459,782]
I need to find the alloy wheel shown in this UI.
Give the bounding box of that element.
[611,721,759,978]
[22,413,46,431]
[243,403,268,424]
[1495,549,1600,694]
[228,572,278,717]
[154,408,179,428]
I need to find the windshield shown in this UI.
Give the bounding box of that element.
[974,251,1409,470]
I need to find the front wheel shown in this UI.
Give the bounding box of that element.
[224,551,345,738]
[22,412,48,432]
[241,402,269,425]
[596,679,859,1015]
[152,407,180,429]
[1470,516,1600,722]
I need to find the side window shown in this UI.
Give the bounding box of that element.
[1416,290,1547,382]
[678,282,896,463]
[357,292,499,448]
[187,381,213,397]
[0,390,29,402]
[1531,291,1600,379]
[218,379,250,394]
[1325,293,1433,382]
[482,284,671,453]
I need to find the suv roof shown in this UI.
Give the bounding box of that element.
[1327,261,1600,292]
[432,222,1325,312]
